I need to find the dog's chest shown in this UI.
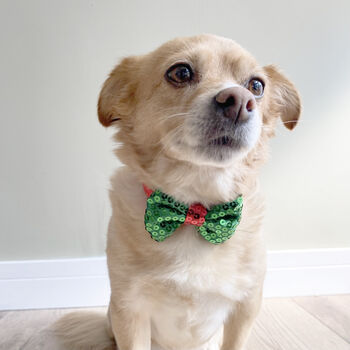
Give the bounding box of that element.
[148,290,227,350]
[136,226,255,349]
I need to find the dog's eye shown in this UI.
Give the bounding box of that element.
[248,79,264,97]
[166,64,193,85]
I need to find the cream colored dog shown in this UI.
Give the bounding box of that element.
[55,34,301,350]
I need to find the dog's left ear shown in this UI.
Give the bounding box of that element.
[263,65,301,130]
[98,56,139,127]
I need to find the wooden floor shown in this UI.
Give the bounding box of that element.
[0,296,349,350]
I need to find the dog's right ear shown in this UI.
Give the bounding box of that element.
[98,57,139,127]
[263,65,301,130]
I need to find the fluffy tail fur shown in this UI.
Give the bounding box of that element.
[53,311,115,350]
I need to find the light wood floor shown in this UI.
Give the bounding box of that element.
[0,296,349,350]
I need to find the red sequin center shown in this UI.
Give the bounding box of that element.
[184,203,207,227]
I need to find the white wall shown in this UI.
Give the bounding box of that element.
[0,0,349,260]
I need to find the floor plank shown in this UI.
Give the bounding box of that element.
[0,298,349,350]
[293,295,350,342]
[246,298,350,350]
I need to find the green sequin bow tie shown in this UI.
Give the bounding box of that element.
[143,185,243,244]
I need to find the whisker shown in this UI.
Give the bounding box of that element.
[149,123,185,155]
[158,112,192,124]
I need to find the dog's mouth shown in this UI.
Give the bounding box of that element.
[169,108,262,164]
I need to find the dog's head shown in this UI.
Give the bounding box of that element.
[98,34,300,179]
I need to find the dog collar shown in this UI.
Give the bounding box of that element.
[143,184,242,244]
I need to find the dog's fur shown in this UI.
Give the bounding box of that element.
[54,34,300,350]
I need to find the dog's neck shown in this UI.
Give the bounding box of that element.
[116,141,261,207]
[140,155,255,208]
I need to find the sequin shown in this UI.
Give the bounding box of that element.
[143,186,242,244]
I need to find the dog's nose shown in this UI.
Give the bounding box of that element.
[215,87,256,122]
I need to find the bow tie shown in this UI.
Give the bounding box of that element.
[143,185,242,244]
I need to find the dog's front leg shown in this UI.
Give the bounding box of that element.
[221,288,262,350]
[108,300,151,350]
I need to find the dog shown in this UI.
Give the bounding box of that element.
[54,34,301,350]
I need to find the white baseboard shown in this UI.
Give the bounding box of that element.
[0,249,349,310]
[0,257,110,311]
[265,249,350,297]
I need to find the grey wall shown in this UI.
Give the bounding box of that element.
[1,0,349,260]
